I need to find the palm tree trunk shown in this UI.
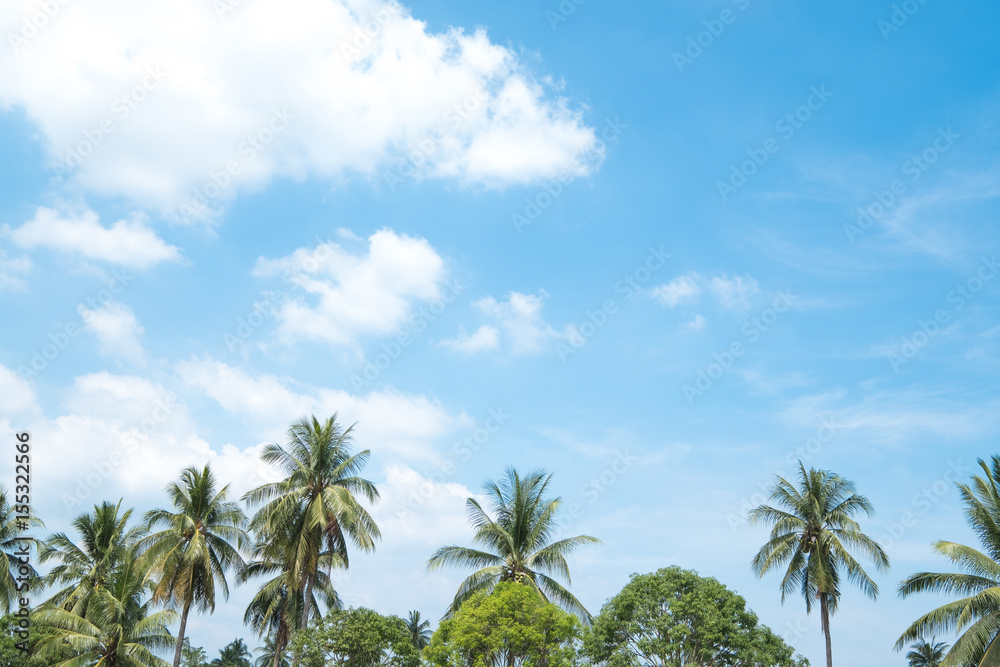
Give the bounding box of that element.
[301,568,316,631]
[820,592,833,667]
[173,595,193,667]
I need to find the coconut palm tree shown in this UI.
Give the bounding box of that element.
[244,415,379,633]
[906,637,948,667]
[405,610,431,650]
[211,639,252,667]
[240,520,344,666]
[0,486,44,613]
[140,465,251,667]
[896,456,1000,665]
[427,467,601,621]
[34,544,177,666]
[254,635,291,667]
[749,462,889,667]
[39,499,145,616]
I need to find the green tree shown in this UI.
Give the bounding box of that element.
[290,607,420,667]
[0,612,68,666]
[906,638,948,667]
[427,468,600,620]
[584,567,808,667]
[181,637,211,667]
[240,518,344,666]
[255,635,291,667]
[749,463,888,667]
[244,415,380,635]
[895,456,1000,665]
[211,638,253,667]
[33,546,177,666]
[0,487,44,613]
[39,500,144,616]
[424,581,579,667]
[405,610,431,650]
[141,465,250,667]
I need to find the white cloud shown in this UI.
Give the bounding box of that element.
[0,247,31,290]
[651,272,758,310]
[707,274,758,309]
[682,314,706,331]
[468,290,570,354]
[79,301,146,365]
[253,228,448,346]
[439,324,499,353]
[175,358,466,461]
[0,0,599,215]
[651,273,701,307]
[10,207,181,269]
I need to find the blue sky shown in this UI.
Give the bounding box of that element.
[2,0,1000,663]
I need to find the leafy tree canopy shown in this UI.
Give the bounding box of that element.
[425,582,580,667]
[291,607,420,667]
[584,567,808,667]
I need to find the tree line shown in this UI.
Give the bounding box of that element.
[1,414,998,666]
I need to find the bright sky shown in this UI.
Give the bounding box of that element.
[2,0,999,664]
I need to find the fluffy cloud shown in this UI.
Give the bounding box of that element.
[9,207,181,269]
[175,358,466,461]
[448,290,572,355]
[438,324,500,353]
[253,228,449,346]
[1,0,599,215]
[651,273,701,307]
[0,247,31,290]
[79,301,146,365]
[651,272,758,310]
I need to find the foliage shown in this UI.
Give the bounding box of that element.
[0,611,68,666]
[38,499,145,617]
[424,582,580,667]
[896,456,1000,665]
[140,464,249,667]
[584,567,807,667]
[749,463,888,667]
[428,468,600,620]
[244,414,379,645]
[33,544,177,666]
[0,487,44,614]
[906,638,948,667]
[405,610,432,650]
[211,638,253,667]
[181,637,211,667]
[290,607,420,667]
